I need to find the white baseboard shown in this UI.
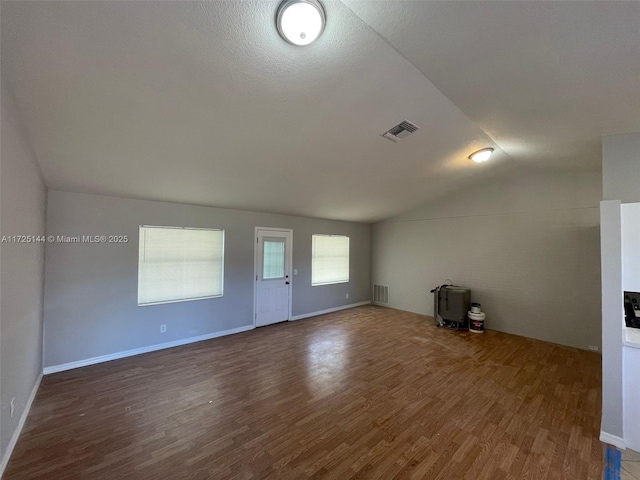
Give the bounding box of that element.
[43,303,371,374]
[0,372,43,478]
[600,431,626,450]
[43,325,254,375]
[289,301,371,321]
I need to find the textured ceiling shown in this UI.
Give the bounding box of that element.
[343,0,640,173]
[2,1,638,223]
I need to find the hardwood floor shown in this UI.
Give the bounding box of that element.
[4,306,603,479]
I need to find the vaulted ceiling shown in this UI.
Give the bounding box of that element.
[2,1,639,223]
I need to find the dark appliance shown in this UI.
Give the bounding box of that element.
[430,284,471,330]
[624,291,640,329]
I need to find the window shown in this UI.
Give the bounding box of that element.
[138,226,224,306]
[263,238,286,280]
[312,234,349,286]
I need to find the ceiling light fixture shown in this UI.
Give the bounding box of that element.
[469,148,494,163]
[276,0,326,46]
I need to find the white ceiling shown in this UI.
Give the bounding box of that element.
[343,0,640,172]
[2,1,638,223]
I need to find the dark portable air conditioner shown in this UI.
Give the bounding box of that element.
[431,284,471,330]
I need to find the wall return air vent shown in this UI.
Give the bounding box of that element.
[381,120,420,143]
[373,284,389,305]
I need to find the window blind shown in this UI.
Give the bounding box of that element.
[312,234,349,286]
[138,226,224,306]
[263,239,286,280]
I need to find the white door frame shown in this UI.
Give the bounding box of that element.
[253,227,293,327]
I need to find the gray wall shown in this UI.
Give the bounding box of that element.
[43,190,370,368]
[0,87,46,462]
[371,167,602,351]
[603,134,640,203]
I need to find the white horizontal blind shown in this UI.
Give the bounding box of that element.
[263,238,285,280]
[312,235,349,286]
[138,226,224,306]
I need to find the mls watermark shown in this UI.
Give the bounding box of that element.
[1,235,129,244]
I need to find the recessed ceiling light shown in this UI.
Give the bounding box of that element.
[276,0,326,46]
[469,148,494,163]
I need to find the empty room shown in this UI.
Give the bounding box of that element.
[1,1,640,479]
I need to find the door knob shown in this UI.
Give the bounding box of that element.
[285,281,290,285]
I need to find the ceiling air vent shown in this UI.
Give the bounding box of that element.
[381,120,420,143]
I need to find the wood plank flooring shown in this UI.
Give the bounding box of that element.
[4,306,603,479]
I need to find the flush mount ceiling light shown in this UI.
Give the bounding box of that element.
[469,148,494,163]
[276,0,326,46]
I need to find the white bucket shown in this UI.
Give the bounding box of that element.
[468,311,486,333]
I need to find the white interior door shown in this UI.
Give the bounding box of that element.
[255,228,292,327]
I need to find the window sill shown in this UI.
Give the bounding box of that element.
[138,294,223,307]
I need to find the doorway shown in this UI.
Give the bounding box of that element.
[254,227,293,327]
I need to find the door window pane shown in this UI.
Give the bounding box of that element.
[263,238,285,279]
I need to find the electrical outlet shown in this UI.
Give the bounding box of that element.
[160,324,167,333]
[346,293,349,299]
[294,269,298,275]
[588,345,599,352]
[10,398,15,418]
